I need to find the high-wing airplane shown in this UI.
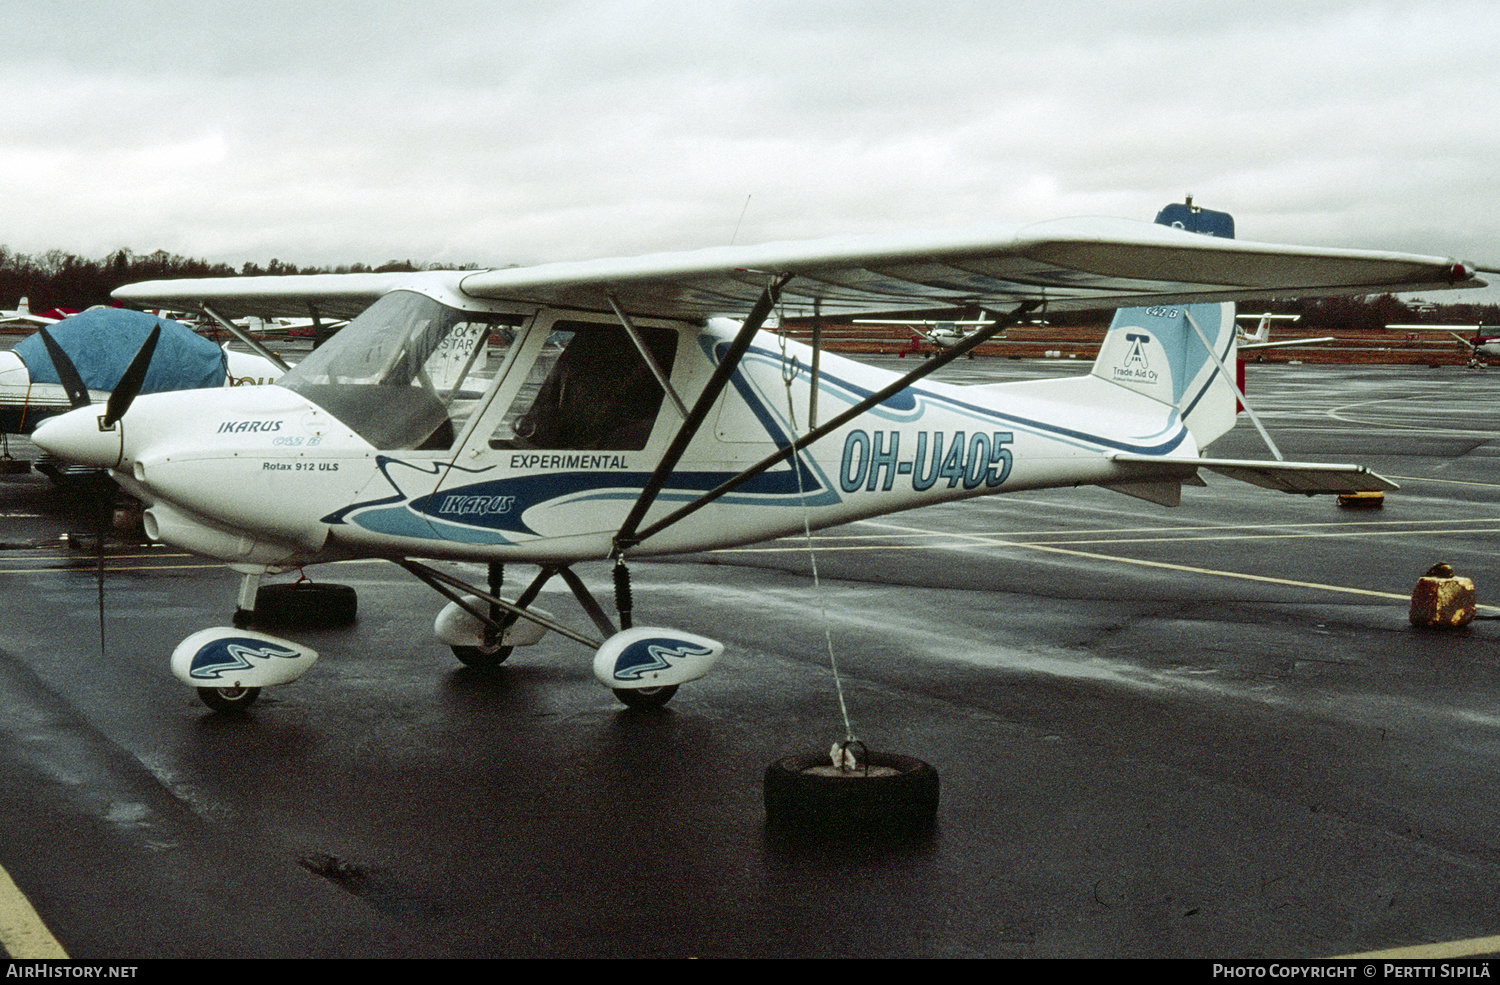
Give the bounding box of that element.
[1,307,285,438]
[0,297,69,328]
[30,212,1485,715]
[1386,323,1500,366]
[1235,312,1336,351]
[852,314,999,353]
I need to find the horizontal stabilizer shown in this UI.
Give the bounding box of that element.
[1098,480,1191,507]
[1109,453,1398,495]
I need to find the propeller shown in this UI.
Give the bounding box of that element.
[33,322,163,654]
[35,321,162,426]
[35,326,92,411]
[102,324,160,429]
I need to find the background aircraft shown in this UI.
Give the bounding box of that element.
[1236,312,1337,352]
[853,314,999,351]
[0,297,72,328]
[1386,322,1500,366]
[1,307,284,440]
[30,210,1485,719]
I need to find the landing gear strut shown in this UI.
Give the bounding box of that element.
[450,562,515,669]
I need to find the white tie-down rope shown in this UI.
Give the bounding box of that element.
[777,335,858,757]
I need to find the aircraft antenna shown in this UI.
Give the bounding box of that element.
[730,194,752,246]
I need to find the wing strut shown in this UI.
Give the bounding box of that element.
[201,304,293,373]
[614,274,793,555]
[607,292,688,419]
[396,558,608,649]
[1183,310,1284,462]
[622,299,1042,550]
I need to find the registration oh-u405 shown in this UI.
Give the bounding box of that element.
[839,429,1014,493]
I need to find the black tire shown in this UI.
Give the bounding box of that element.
[612,685,678,709]
[253,582,357,629]
[764,751,939,832]
[197,685,261,713]
[451,643,513,669]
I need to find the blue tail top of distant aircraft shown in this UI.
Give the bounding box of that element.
[1154,200,1235,239]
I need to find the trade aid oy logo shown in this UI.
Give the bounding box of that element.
[1113,332,1160,386]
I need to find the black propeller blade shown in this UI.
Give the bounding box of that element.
[35,326,92,411]
[101,323,161,429]
[93,323,163,652]
[35,321,163,655]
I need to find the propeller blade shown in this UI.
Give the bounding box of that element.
[96,480,108,655]
[101,324,161,429]
[36,326,93,410]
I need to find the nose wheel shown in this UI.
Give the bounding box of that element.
[451,642,513,669]
[612,685,677,709]
[196,685,261,713]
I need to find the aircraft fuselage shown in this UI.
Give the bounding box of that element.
[34,289,1196,570]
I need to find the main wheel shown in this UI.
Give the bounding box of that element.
[451,643,513,669]
[764,751,939,832]
[253,582,357,629]
[612,685,678,709]
[196,686,261,713]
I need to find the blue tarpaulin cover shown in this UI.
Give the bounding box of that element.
[13,308,226,394]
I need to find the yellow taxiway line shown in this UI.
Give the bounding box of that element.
[0,861,66,958]
[714,516,1500,611]
[1337,934,1500,958]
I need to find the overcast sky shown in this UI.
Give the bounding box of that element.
[4,1,1498,299]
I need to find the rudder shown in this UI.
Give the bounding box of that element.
[1090,301,1239,448]
[1089,199,1241,448]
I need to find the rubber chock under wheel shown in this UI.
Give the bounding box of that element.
[763,750,939,832]
[252,582,358,629]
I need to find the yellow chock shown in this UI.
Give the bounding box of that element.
[1409,563,1476,628]
[1338,490,1384,508]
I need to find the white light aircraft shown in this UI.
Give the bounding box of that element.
[1235,312,1336,351]
[31,214,1485,714]
[1386,323,1500,366]
[852,314,999,350]
[0,297,64,328]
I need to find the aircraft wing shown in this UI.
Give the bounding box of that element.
[1386,324,1485,331]
[113,216,1482,322]
[1110,453,1398,494]
[113,271,438,322]
[1239,336,1337,351]
[0,313,61,328]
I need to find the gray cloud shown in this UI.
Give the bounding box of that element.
[3,0,1497,304]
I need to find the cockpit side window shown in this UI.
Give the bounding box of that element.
[278,291,516,450]
[490,321,677,451]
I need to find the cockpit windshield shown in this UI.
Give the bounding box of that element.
[278,291,516,450]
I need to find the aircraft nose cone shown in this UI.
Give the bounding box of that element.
[31,407,123,469]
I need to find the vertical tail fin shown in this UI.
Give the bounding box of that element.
[1089,200,1241,449]
[1241,314,1271,345]
[1090,302,1239,448]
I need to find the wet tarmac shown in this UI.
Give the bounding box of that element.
[3,359,1500,959]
